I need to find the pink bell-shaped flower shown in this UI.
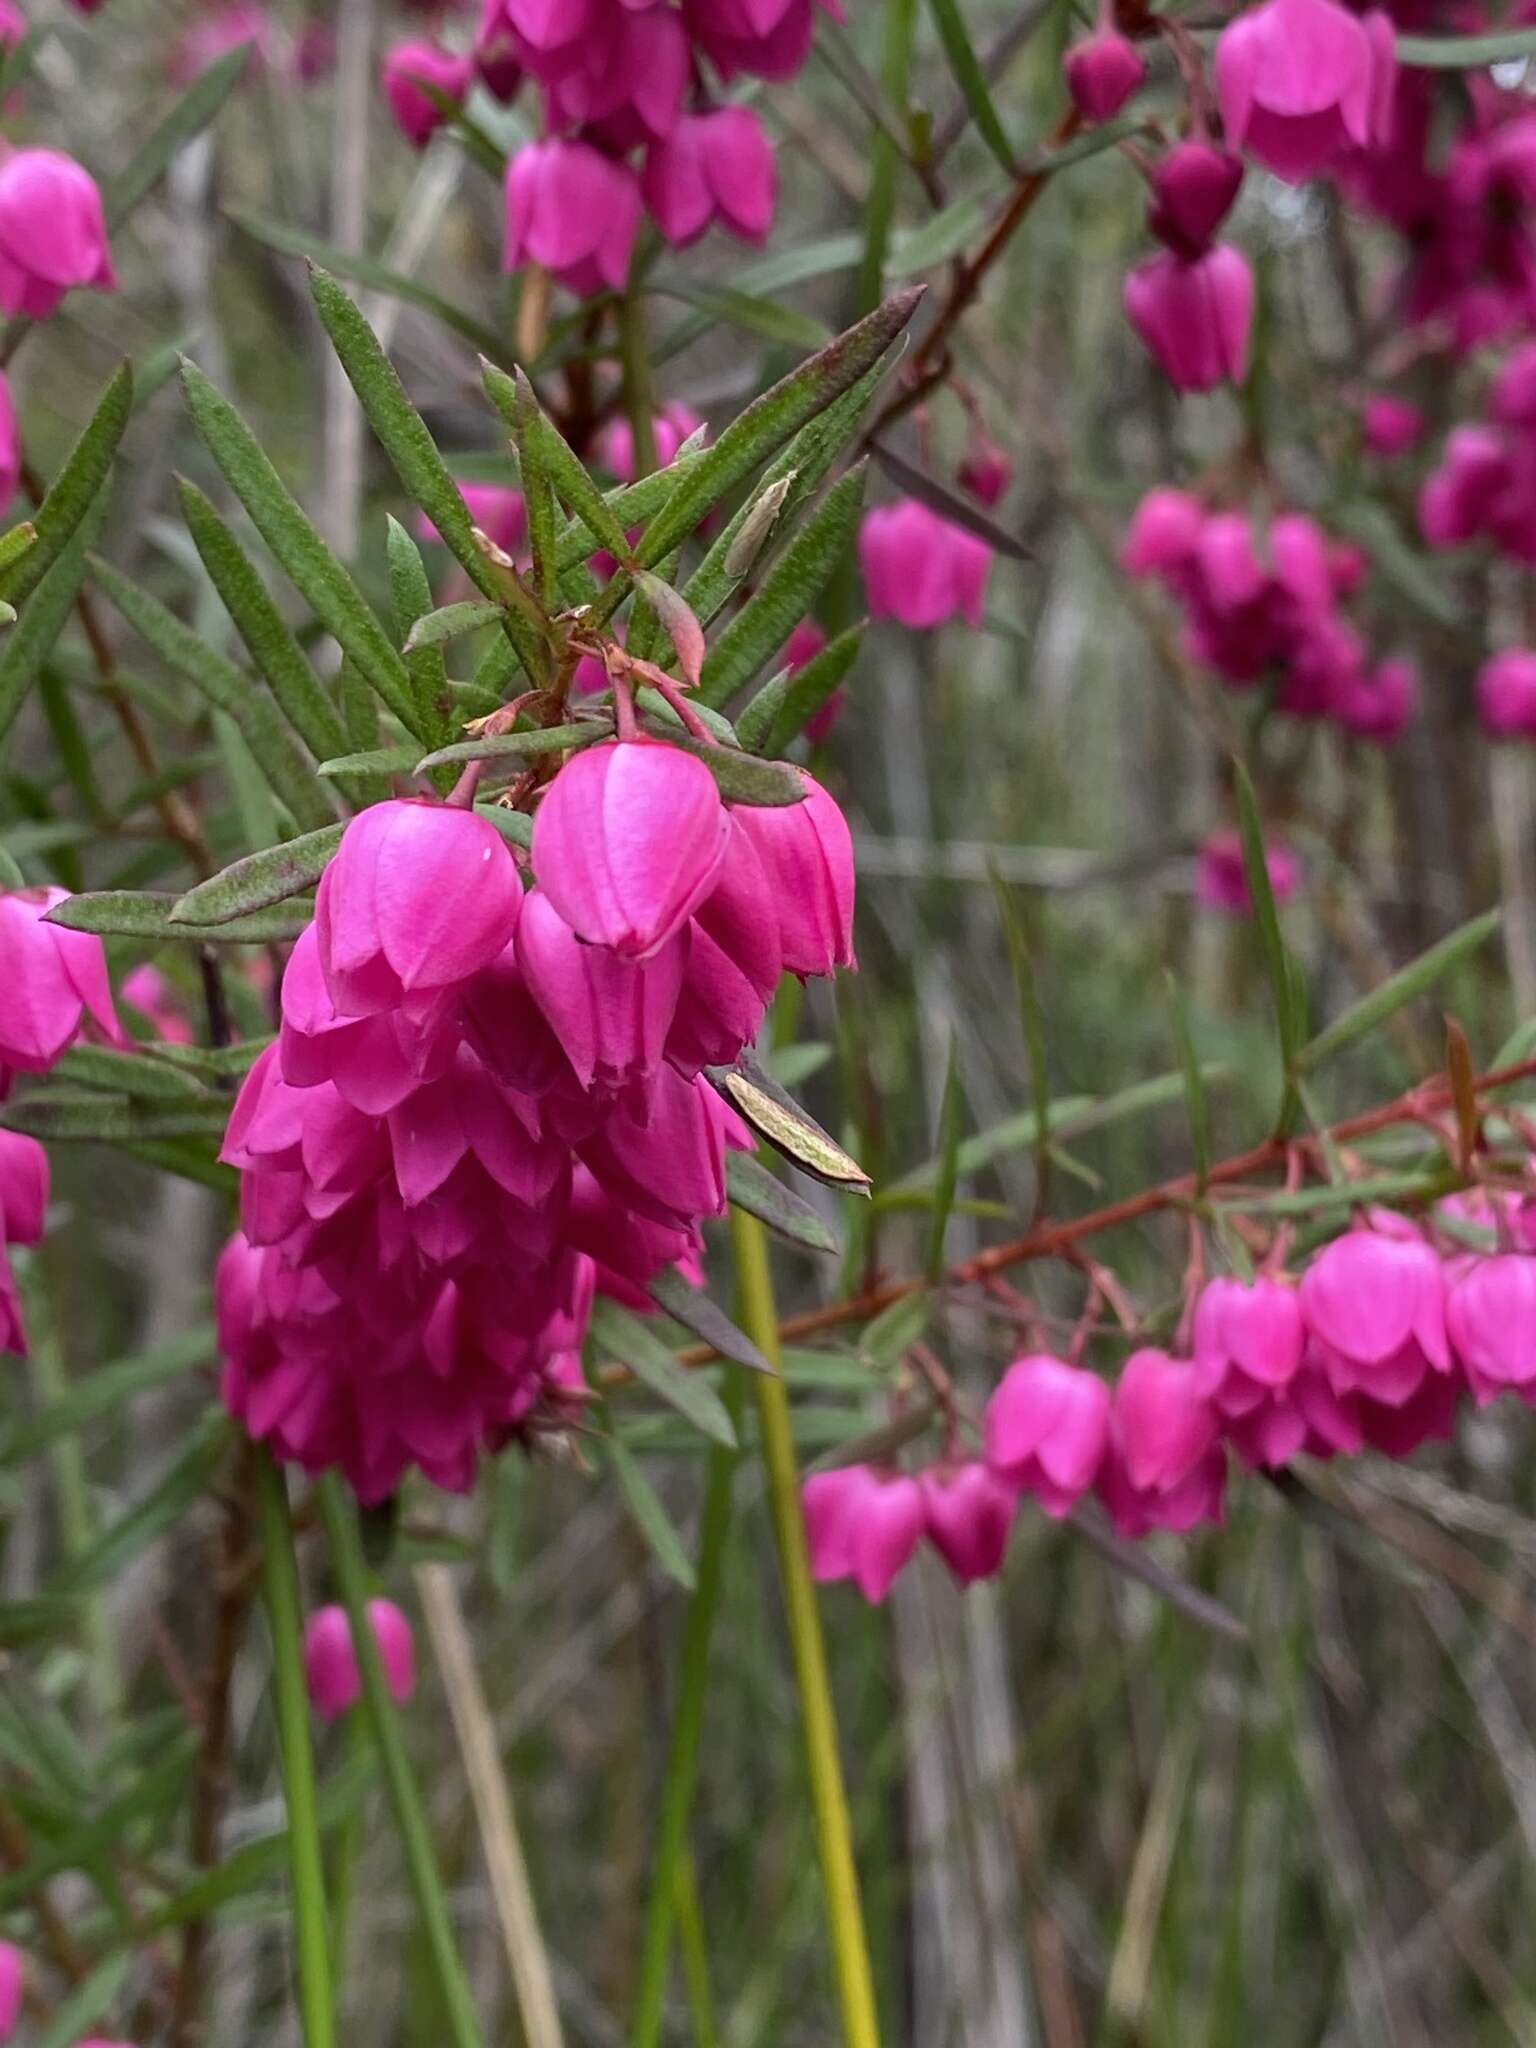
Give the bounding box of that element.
[1193,1275,1304,1409]
[802,1463,924,1602]
[1361,394,1424,456]
[731,771,854,978]
[1147,141,1244,258]
[1446,1255,1536,1406]
[1418,425,1512,549]
[0,1940,21,2040]
[503,137,642,295]
[1215,0,1392,184]
[418,480,527,557]
[1195,829,1300,915]
[0,149,117,321]
[531,740,729,961]
[1113,1349,1220,1495]
[1062,27,1146,125]
[0,1130,48,1246]
[1124,244,1254,393]
[1334,656,1417,744]
[1478,650,1536,739]
[315,800,522,1016]
[1121,486,1205,580]
[1299,1224,1450,1407]
[919,1461,1017,1585]
[0,888,120,1074]
[858,498,992,630]
[303,1599,417,1721]
[515,886,688,1091]
[983,1353,1110,1514]
[643,107,777,249]
[381,39,473,147]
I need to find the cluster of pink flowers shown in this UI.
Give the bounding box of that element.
[1122,487,1417,741]
[382,0,816,286]
[806,1204,1536,1602]
[217,743,855,1502]
[1420,341,1536,564]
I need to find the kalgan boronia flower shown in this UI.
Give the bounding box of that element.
[503,136,642,296]
[858,498,992,631]
[381,38,473,148]
[1124,244,1254,393]
[0,887,121,1082]
[220,751,856,1501]
[304,1599,416,1721]
[0,149,116,321]
[643,106,777,250]
[1215,0,1396,185]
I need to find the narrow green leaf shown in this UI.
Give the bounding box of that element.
[0,488,109,747]
[749,625,861,757]
[860,1291,929,1371]
[1333,501,1458,628]
[511,370,559,610]
[552,453,710,574]
[634,288,923,570]
[887,189,996,276]
[646,1266,771,1374]
[0,1596,83,1648]
[178,476,350,767]
[0,845,22,889]
[714,1056,871,1191]
[1,1092,230,1141]
[1396,27,1536,65]
[88,555,337,831]
[385,516,453,757]
[1297,909,1502,1073]
[317,744,418,780]
[870,440,1030,559]
[0,363,132,608]
[656,733,806,807]
[179,357,422,734]
[590,1297,737,1447]
[0,522,36,577]
[52,1044,215,1101]
[926,1037,964,1281]
[230,209,507,359]
[413,720,609,773]
[170,824,344,925]
[0,1328,214,1466]
[51,1411,230,1593]
[475,802,533,849]
[42,889,310,942]
[0,1739,197,1911]
[1233,760,1302,1082]
[647,279,831,351]
[924,0,1015,172]
[606,1433,696,1590]
[485,363,636,565]
[105,43,252,227]
[403,599,507,653]
[697,467,868,708]
[725,1152,838,1253]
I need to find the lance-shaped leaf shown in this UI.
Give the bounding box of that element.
[88,556,337,831]
[513,371,560,609]
[177,476,350,768]
[870,440,1031,559]
[698,466,867,708]
[43,890,311,942]
[1233,759,1303,1124]
[605,1433,696,1589]
[170,823,345,925]
[0,523,36,579]
[657,732,805,807]
[726,1150,838,1251]
[924,0,1015,172]
[0,487,109,746]
[180,357,422,735]
[318,743,419,779]
[648,278,831,351]
[52,1045,217,1102]
[634,287,922,570]
[385,516,453,757]
[0,363,131,608]
[737,624,862,756]
[551,453,710,574]
[1296,908,1502,1074]
[484,363,636,566]
[403,599,507,653]
[712,1054,871,1192]
[1396,26,1536,65]
[106,42,252,230]
[1,1091,232,1141]
[590,1296,737,1447]
[413,720,610,773]
[646,1265,771,1373]
[476,803,533,849]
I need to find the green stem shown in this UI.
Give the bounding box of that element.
[730,1207,883,2048]
[256,1452,337,2048]
[619,289,659,478]
[856,0,916,314]
[316,1475,485,2048]
[630,1377,744,2048]
[673,1851,720,2048]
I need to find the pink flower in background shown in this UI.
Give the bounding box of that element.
[958,431,1012,509]
[303,1600,416,1721]
[984,1353,1110,1514]
[1478,650,1536,738]
[1334,656,1418,744]
[1446,1255,1536,1407]
[0,1130,48,1247]
[780,619,847,741]
[1215,0,1393,184]
[382,40,473,148]
[1062,27,1146,125]
[1098,1350,1226,1538]
[0,150,116,320]
[803,1464,924,1602]
[0,1939,21,2039]
[0,889,120,1076]
[1121,487,1205,579]
[596,402,704,483]
[1195,829,1300,915]
[1123,245,1254,392]
[684,0,821,83]
[1361,394,1424,456]
[920,1463,1017,1585]
[1147,141,1244,258]
[859,498,992,630]
[121,964,193,1046]
[644,106,776,247]
[0,0,24,49]
[417,480,527,557]
[1300,1224,1450,1410]
[169,2,271,85]
[503,137,641,294]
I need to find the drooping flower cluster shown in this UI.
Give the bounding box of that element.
[218,745,855,1502]
[808,1201,1536,1601]
[1122,488,1417,741]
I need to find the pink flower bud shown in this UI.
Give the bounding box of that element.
[1123,244,1254,393]
[1215,0,1392,184]
[303,1599,416,1721]
[1121,487,1205,580]
[0,1941,21,2039]
[1361,394,1424,456]
[515,886,687,1091]
[1062,28,1147,124]
[1446,1254,1536,1406]
[1195,829,1299,915]
[984,1353,1110,1514]
[919,1462,1017,1585]
[0,1130,47,1247]
[1478,650,1536,738]
[315,800,523,1017]
[381,39,471,146]
[1147,141,1244,257]
[0,150,117,321]
[531,740,729,961]
[858,498,992,630]
[1300,1225,1450,1407]
[0,888,120,1074]
[503,137,642,296]
[957,433,1012,509]
[643,106,777,249]
[802,1464,924,1602]
[731,770,855,977]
